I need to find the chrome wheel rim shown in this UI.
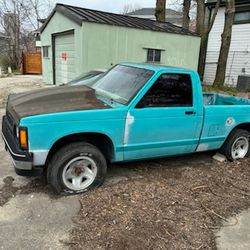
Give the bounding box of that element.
[62,156,97,191]
[231,137,249,160]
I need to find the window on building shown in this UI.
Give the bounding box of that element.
[234,11,250,24]
[136,73,193,108]
[36,34,41,42]
[42,46,49,58]
[147,49,162,63]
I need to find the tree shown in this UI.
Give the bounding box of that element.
[120,3,141,15]
[168,0,196,30]
[182,0,191,29]
[196,0,221,79]
[155,0,166,22]
[213,0,235,86]
[0,0,53,69]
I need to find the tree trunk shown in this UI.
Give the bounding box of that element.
[155,0,166,22]
[182,0,191,29]
[213,0,235,86]
[196,0,221,79]
[198,32,209,78]
[196,0,205,35]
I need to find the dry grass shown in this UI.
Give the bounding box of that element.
[69,154,250,250]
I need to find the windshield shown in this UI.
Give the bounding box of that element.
[93,65,154,105]
[68,71,104,86]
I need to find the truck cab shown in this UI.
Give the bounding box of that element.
[2,63,250,194]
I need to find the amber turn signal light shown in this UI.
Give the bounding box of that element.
[19,127,28,150]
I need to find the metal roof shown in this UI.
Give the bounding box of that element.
[41,4,198,37]
[127,8,182,17]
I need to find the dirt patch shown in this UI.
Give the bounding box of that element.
[0,176,19,206]
[0,175,56,206]
[69,156,250,250]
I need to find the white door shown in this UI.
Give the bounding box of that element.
[55,32,75,85]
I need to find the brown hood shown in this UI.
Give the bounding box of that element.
[7,85,109,122]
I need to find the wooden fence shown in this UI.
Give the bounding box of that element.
[22,52,42,74]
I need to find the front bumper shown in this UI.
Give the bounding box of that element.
[2,115,33,170]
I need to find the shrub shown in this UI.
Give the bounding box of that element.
[0,55,12,72]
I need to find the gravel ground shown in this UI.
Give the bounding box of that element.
[0,75,45,108]
[69,155,250,250]
[0,75,249,250]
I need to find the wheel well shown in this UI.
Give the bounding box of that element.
[233,123,250,133]
[45,133,114,165]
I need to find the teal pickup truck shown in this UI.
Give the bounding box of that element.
[2,64,250,194]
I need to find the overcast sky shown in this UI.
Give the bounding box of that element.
[55,0,177,13]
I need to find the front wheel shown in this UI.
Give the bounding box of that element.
[220,129,250,161]
[47,142,107,195]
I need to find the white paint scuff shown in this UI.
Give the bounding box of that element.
[196,143,209,152]
[124,112,135,145]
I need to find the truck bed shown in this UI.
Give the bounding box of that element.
[203,93,250,106]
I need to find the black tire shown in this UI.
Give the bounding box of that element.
[47,142,107,195]
[220,129,250,161]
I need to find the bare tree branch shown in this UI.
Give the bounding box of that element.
[0,0,53,69]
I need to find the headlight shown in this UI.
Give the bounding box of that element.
[19,127,28,150]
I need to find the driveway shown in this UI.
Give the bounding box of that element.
[0,75,249,250]
[0,75,80,249]
[0,75,141,249]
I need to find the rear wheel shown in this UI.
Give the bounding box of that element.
[220,129,250,161]
[47,142,107,195]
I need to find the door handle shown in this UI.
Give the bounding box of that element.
[185,111,196,115]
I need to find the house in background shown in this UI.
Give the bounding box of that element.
[40,4,200,85]
[127,8,183,26]
[204,0,250,86]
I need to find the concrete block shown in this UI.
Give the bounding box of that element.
[213,152,227,162]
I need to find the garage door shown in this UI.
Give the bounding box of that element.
[54,32,75,85]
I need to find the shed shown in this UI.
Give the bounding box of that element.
[40,4,200,85]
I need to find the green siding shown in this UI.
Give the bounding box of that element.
[82,22,200,72]
[41,11,82,84]
[41,11,200,85]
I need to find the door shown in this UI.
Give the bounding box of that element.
[124,73,202,160]
[54,31,75,85]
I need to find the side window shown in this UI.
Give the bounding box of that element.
[234,11,250,24]
[136,73,193,108]
[147,49,161,63]
[42,46,49,58]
